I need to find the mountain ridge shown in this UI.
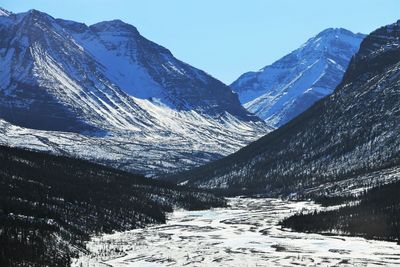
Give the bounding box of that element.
[167,20,400,195]
[231,28,365,127]
[0,7,270,176]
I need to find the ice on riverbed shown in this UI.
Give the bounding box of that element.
[73,198,400,267]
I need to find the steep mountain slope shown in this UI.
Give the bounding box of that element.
[0,145,225,266]
[231,28,365,127]
[0,110,266,176]
[169,21,400,195]
[0,8,270,175]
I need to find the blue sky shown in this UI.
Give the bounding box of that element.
[2,0,399,84]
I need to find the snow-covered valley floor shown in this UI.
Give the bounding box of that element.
[73,198,400,266]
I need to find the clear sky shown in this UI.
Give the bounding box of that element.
[2,0,399,84]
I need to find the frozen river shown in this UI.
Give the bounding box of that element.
[73,198,400,266]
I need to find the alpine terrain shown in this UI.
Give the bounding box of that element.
[169,20,400,196]
[0,8,270,176]
[231,28,365,127]
[0,145,225,266]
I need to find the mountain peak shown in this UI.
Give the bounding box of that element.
[304,28,365,51]
[90,19,139,35]
[175,21,400,196]
[231,28,365,127]
[17,8,55,25]
[25,8,51,18]
[0,8,268,176]
[317,27,355,36]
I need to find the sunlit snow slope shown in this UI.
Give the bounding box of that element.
[232,28,365,127]
[0,8,271,176]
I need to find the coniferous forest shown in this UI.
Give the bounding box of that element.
[281,181,400,242]
[0,4,399,267]
[0,145,225,266]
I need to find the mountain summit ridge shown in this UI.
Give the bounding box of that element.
[0,7,270,176]
[169,20,400,195]
[231,28,365,127]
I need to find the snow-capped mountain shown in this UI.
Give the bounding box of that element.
[169,20,400,195]
[231,28,365,127]
[0,8,271,176]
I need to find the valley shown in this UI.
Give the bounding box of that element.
[0,4,399,267]
[73,197,400,267]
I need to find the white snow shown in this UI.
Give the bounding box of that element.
[73,197,400,266]
[232,28,365,127]
[0,103,269,176]
[71,29,167,101]
[0,12,272,176]
[0,8,11,17]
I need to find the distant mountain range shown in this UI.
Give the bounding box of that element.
[0,8,271,176]
[232,28,365,127]
[168,20,400,196]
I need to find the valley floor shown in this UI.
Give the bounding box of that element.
[73,198,400,266]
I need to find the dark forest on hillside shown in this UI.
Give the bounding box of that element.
[0,146,225,266]
[281,181,400,242]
